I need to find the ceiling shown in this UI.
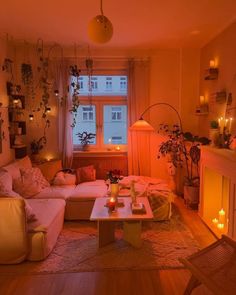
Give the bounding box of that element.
[1,0,236,49]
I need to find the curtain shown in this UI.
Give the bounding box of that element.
[55,59,73,168]
[127,59,151,176]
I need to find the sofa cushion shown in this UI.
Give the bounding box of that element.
[68,180,107,201]
[33,185,76,200]
[0,170,12,191]
[26,199,65,261]
[0,189,37,222]
[0,198,28,264]
[76,165,96,184]
[52,171,76,186]
[2,156,33,180]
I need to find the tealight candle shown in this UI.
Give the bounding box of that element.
[209,60,215,68]
[218,208,225,224]
[212,218,218,225]
[217,223,224,230]
[115,146,121,151]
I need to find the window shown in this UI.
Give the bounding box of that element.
[111,107,122,121]
[72,75,128,150]
[79,77,83,90]
[82,106,94,121]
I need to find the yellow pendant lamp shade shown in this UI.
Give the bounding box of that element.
[88,15,113,44]
[130,119,155,131]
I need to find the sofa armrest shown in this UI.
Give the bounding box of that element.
[0,198,28,264]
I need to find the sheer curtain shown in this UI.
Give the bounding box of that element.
[128,59,151,176]
[56,60,73,168]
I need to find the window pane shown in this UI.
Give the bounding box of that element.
[103,105,127,144]
[73,105,96,145]
[77,75,127,96]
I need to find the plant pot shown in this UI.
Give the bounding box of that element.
[209,128,219,147]
[184,185,199,209]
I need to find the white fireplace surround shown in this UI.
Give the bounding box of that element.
[200,146,236,239]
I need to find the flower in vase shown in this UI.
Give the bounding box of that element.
[106,169,123,184]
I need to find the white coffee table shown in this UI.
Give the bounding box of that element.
[90,197,153,248]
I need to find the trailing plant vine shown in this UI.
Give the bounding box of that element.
[69,64,80,127]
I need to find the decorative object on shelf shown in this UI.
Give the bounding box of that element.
[209,120,219,147]
[198,95,209,114]
[77,131,96,151]
[88,0,113,44]
[204,59,218,80]
[107,196,116,213]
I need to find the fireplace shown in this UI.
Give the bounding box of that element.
[199,146,236,239]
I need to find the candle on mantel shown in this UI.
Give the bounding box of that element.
[115,146,121,151]
[218,117,224,134]
[217,223,224,230]
[212,218,218,225]
[218,208,226,224]
[209,60,215,68]
[229,118,233,134]
[200,95,205,106]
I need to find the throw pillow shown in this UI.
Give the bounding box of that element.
[17,156,32,169]
[76,165,96,184]
[13,175,43,198]
[52,171,76,186]
[20,167,50,189]
[0,170,12,191]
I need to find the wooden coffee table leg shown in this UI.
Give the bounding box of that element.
[123,221,142,248]
[98,221,115,248]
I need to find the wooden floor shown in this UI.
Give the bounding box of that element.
[0,197,216,295]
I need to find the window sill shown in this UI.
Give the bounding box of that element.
[73,150,127,157]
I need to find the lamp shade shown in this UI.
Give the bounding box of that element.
[88,15,113,44]
[130,119,155,131]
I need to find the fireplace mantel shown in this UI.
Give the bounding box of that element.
[199,146,236,239]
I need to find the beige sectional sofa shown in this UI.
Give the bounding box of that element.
[0,156,108,264]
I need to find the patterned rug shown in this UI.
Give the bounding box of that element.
[0,206,200,274]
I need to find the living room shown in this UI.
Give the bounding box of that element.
[0,1,236,294]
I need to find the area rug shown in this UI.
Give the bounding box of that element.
[0,206,200,274]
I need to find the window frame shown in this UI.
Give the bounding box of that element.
[73,96,127,151]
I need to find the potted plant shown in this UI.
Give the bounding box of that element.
[209,120,219,147]
[30,136,47,161]
[158,126,210,208]
[77,131,96,151]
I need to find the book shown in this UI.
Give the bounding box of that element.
[131,202,146,214]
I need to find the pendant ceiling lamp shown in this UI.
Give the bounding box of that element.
[88,0,113,44]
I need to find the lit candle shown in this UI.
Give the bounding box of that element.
[107,138,112,151]
[218,208,225,224]
[229,118,233,134]
[108,196,116,212]
[212,218,218,225]
[209,60,215,68]
[200,96,205,106]
[217,223,224,230]
[115,146,121,151]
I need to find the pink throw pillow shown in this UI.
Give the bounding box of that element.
[76,165,96,184]
[53,171,76,186]
[13,175,43,198]
[20,167,50,189]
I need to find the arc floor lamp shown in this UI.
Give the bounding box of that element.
[130,102,183,132]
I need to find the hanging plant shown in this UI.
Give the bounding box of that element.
[21,63,35,101]
[69,65,81,127]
